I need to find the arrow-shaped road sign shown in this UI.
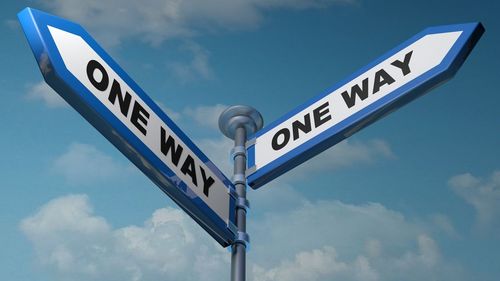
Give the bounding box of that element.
[246,23,484,189]
[18,8,237,247]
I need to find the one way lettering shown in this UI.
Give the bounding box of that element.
[341,51,413,108]
[160,127,215,197]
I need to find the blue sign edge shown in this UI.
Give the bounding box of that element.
[247,22,484,189]
[18,7,237,247]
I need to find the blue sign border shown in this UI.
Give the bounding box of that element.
[18,7,237,247]
[247,22,484,189]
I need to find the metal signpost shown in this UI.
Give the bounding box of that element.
[246,23,484,189]
[18,8,237,247]
[219,106,263,281]
[19,6,484,281]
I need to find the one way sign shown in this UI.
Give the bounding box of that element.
[246,23,484,189]
[18,8,237,247]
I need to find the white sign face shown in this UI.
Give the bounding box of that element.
[253,32,461,169]
[246,22,484,189]
[48,26,230,223]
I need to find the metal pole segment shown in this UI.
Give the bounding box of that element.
[219,106,263,281]
[232,126,247,281]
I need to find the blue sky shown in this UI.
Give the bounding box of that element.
[1,0,499,281]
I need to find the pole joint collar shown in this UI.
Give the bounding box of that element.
[231,145,246,160]
[236,197,250,211]
[232,173,246,185]
[233,231,250,248]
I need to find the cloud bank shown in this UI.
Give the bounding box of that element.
[21,194,228,281]
[25,81,68,108]
[40,0,357,46]
[21,194,464,281]
[449,170,500,232]
[52,142,134,186]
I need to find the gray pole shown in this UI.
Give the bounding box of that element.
[232,125,248,281]
[219,106,263,281]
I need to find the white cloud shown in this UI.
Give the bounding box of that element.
[280,138,395,180]
[52,142,133,186]
[147,103,227,131]
[25,81,68,108]
[183,104,228,131]
[196,136,233,175]
[249,181,308,214]
[249,200,463,281]
[252,246,379,281]
[169,42,214,82]
[250,200,420,265]
[20,194,228,281]
[449,170,500,231]
[21,195,465,281]
[156,101,182,122]
[19,195,111,274]
[252,246,351,281]
[40,0,357,47]
[5,19,20,30]
[431,214,459,238]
